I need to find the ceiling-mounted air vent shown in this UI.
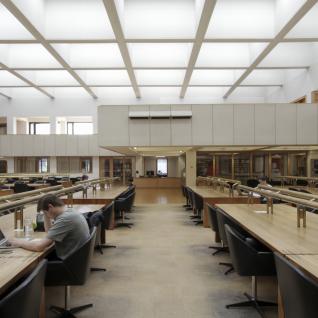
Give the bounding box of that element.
[129,110,192,119]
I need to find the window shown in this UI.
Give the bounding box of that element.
[38,158,48,173]
[57,157,92,173]
[81,157,92,173]
[67,122,93,135]
[15,157,49,173]
[0,160,7,173]
[29,122,50,135]
[157,158,168,176]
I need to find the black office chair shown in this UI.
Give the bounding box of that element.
[192,192,203,225]
[45,227,97,317]
[13,182,32,193]
[87,211,107,272]
[100,202,117,249]
[274,253,318,318]
[215,208,235,275]
[207,204,227,255]
[114,192,134,228]
[0,260,47,318]
[247,179,259,188]
[225,224,277,317]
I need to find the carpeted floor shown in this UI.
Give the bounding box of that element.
[46,204,278,318]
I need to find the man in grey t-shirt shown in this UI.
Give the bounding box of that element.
[10,194,89,259]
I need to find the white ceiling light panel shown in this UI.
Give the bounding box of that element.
[135,70,186,85]
[123,0,195,39]
[77,70,131,85]
[190,70,244,85]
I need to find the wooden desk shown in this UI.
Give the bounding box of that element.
[216,204,318,255]
[71,204,105,214]
[189,186,254,229]
[0,189,13,196]
[28,184,50,189]
[134,177,181,188]
[0,232,53,318]
[217,203,318,318]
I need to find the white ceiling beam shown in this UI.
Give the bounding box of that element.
[0,91,11,100]
[1,38,318,44]
[0,66,309,71]
[0,84,283,88]
[223,0,318,99]
[0,0,97,99]
[0,62,54,98]
[102,0,140,98]
[180,0,217,98]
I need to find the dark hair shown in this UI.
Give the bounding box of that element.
[38,194,64,212]
[259,176,268,182]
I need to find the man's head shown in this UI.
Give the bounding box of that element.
[258,176,268,186]
[38,194,65,219]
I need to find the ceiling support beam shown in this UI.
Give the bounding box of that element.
[0,91,12,100]
[223,0,318,99]
[180,0,217,98]
[0,84,283,88]
[1,38,318,45]
[0,0,97,99]
[0,66,309,71]
[0,62,54,98]
[102,0,141,98]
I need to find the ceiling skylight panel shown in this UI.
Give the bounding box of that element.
[129,43,192,67]
[241,70,284,85]
[187,86,227,97]
[0,3,34,39]
[17,70,79,86]
[45,87,93,98]
[190,70,244,85]
[286,3,318,38]
[206,0,275,38]
[5,44,61,68]
[94,87,136,98]
[77,70,131,85]
[9,87,49,98]
[44,0,115,39]
[0,70,27,86]
[52,44,125,68]
[124,0,195,38]
[140,87,180,97]
[135,70,186,85]
[196,43,250,67]
[259,43,313,67]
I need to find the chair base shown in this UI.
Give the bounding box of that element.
[190,215,200,219]
[195,220,203,225]
[100,244,117,249]
[209,246,228,255]
[219,262,234,275]
[115,223,134,229]
[50,303,93,318]
[226,292,277,318]
[91,267,106,272]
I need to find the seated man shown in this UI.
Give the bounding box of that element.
[9,194,90,260]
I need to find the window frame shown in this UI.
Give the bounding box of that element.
[28,122,50,135]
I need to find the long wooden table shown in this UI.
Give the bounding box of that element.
[216,203,318,318]
[189,186,255,229]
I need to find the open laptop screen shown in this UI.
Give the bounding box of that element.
[0,229,6,241]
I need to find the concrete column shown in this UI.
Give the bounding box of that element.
[92,156,100,178]
[6,157,14,173]
[50,156,57,173]
[50,115,56,134]
[186,150,196,186]
[135,156,144,177]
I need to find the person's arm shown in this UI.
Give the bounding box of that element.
[9,237,53,252]
[43,212,52,232]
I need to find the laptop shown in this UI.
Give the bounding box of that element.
[0,229,26,249]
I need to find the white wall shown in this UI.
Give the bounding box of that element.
[98,103,318,147]
[143,156,179,177]
[266,44,318,103]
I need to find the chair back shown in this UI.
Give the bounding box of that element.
[274,253,318,318]
[64,227,97,285]
[13,182,31,193]
[225,224,275,277]
[207,204,219,232]
[102,202,114,229]
[0,260,47,318]
[193,192,203,211]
